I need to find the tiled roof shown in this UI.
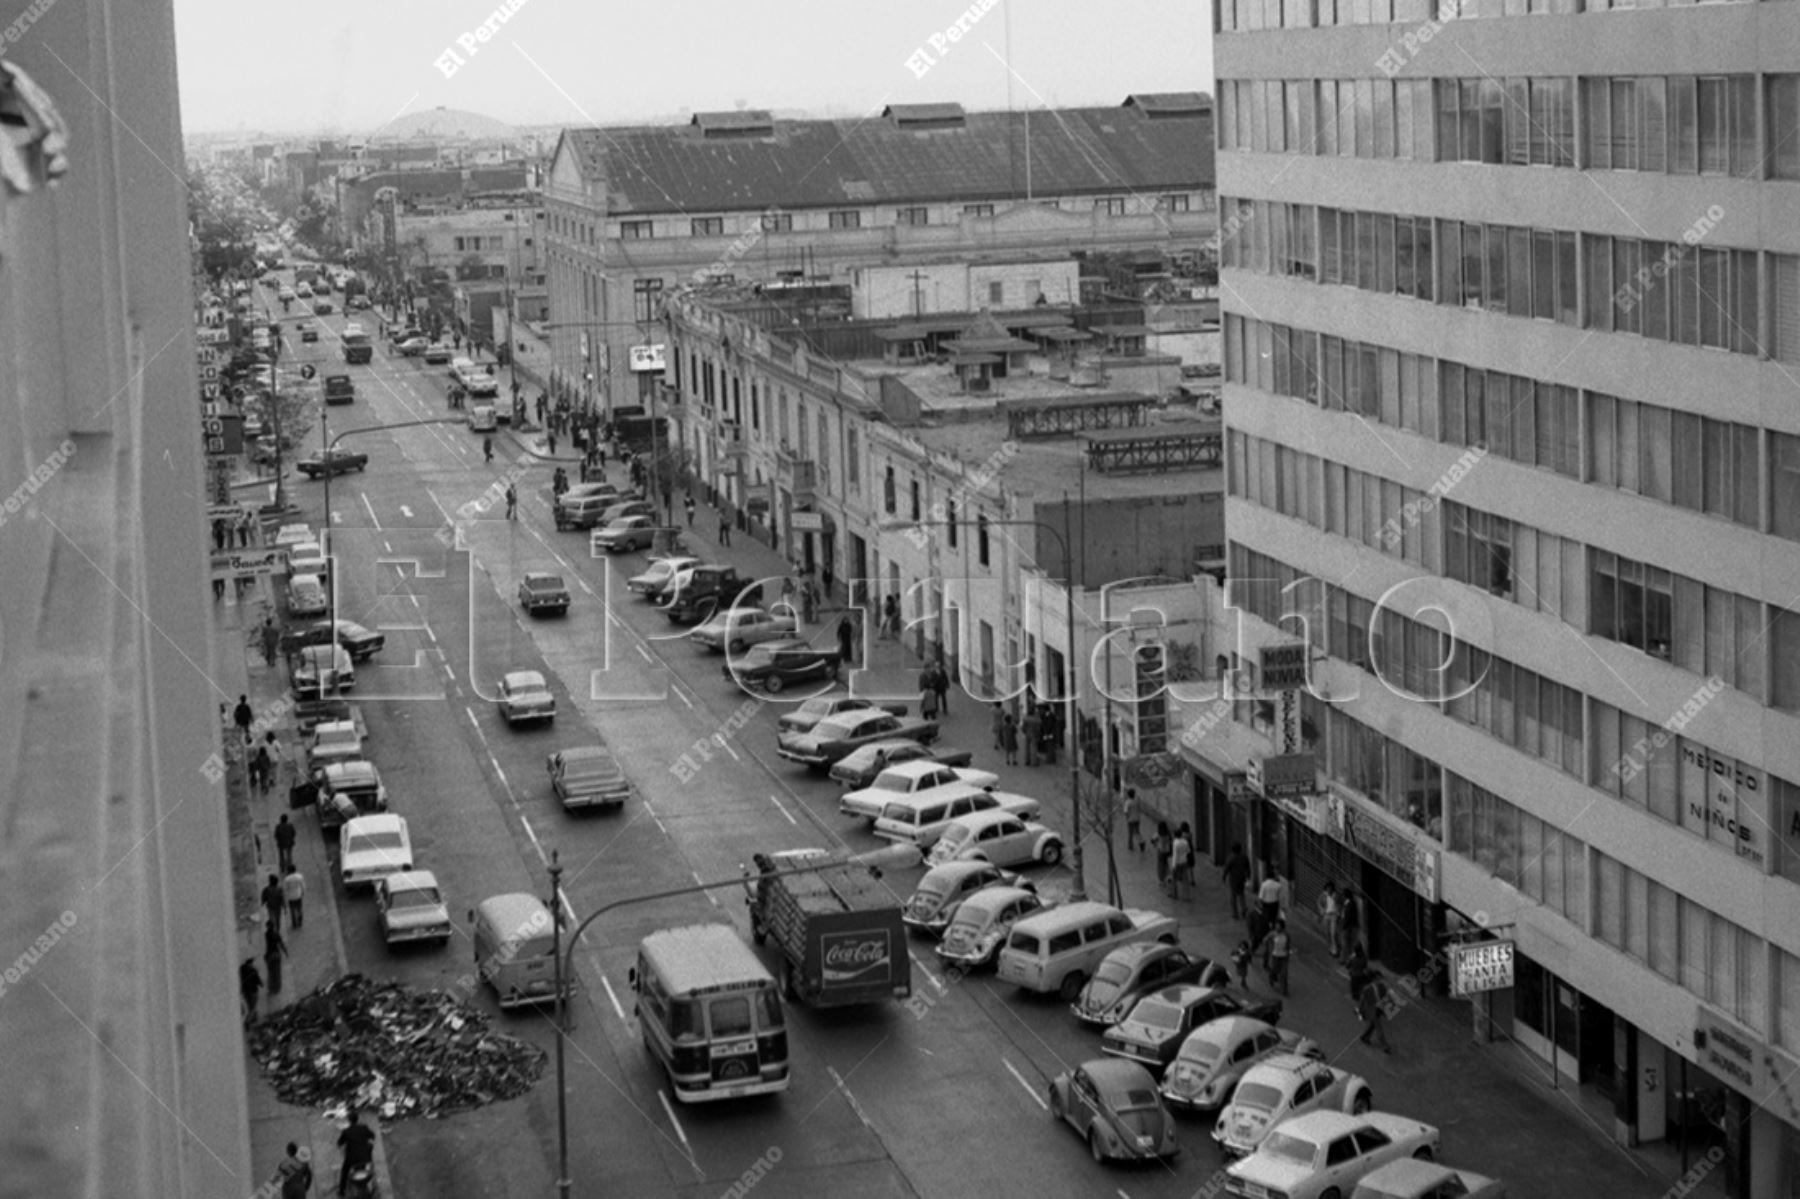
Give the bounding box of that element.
[558,98,1212,215]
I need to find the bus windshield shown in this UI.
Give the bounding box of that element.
[709,995,752,1038]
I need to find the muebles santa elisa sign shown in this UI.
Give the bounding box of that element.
[1447,940,1515,998]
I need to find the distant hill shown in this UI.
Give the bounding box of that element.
[371,107,518,142]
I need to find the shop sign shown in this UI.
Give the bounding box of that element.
[1226,773,1253,806]
[210,549,282,579]
[1330,792,1439,903]
[1678,744,1767,870]
[1447,940,1515,997]
[1695,1007,1800,1130]
[1260,642,1308,691]
[629,344,666,372]
[1272,793,1329,835]
[1249,752,1315,799]
[790,511,825,532]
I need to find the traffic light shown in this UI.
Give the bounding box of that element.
[1133,642,1168,756]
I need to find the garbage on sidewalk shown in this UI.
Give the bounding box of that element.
[247,973,547,1120]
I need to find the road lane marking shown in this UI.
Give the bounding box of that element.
[635,645,652,663]
[442,659,454,681]
[424,625,438,645]
[828,1067,876,1132]
[576,578,596,596]
[398,504,413,519]
[656,1091,691,1152]
[719,740,741,762]
[362,493,383,528]
[600,974,626,1024]
[1004,1058,1048,1110]
[519,816,545,864]
[911,953,945,993]
[383,542,392,553]
[671,686,693,709]
[767,793,797,825]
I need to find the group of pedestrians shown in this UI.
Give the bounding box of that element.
[990,701,1064,767]
[916,659,952,721]
[241,854,304,1023]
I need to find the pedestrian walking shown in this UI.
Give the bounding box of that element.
[1248,904,1270,963]
[1259,869,1286,927]
[684,494,696,528]
[212,518,228,551]
[992,702,1006,750]
[505,484,517,520]
[1170,827,1193,898]
[536,394,547,426]
[1346,942,1372,1003]
[1021,707,1042,766]
[1267,920,1292,995]
[251,741,273,794]
[239,958,262,1023]
[260,617,281,668]
[261,872,284,933]
[546,427,558,456]
[1318,881,1343,959]
[1342,888,1364,956]
[1230,939,1253,989]
[837,615,856,666]
[1040,703,1059,764]
[263,922,288,996]
[263,731,286,796]
[931,660,950,715]
[920,678,939,721]
[1223,844,1251,920]
[237,509,253,547]
[272,1142,313,1199]
[274,814,297,873]
[283,865,305,929]
[880,595,898,640]
[801,579,818,625]
[1153,821,1173,888]
[1358,976,1394,1053]
[717,504,731,547]
[233,695,254,745]
[1123,787,1142,851]
[1000,711,1019,766]
[337,1110,377,1197]
[483,436,494,464]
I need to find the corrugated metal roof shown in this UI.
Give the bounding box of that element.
[562,99,1212,215]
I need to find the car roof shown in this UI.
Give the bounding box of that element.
[313,720,356,736]
[1257,1052,1324,1074]
[322,759,379,780]
[1190,1014,1270,1043]
[956,885,1036,912]
[503,670,548,688]
[1266,1110,1366,1140]
[877,759,953,778]
[1357,1160,1464,1189]
[920,859,1001,883]
[1016,900,1125,931]
[1079,1057,1158,1093]
[879,783,988,812]
[945,807,1030,832]
[523,571,563,583]
[555,746,617,767]
[754,638,811,652]
[1149,984,1220,1005]
[344,813,406,835]
[384,870,439,890]
[824,708,894,730]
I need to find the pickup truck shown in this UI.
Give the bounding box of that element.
[745,853,910,1006]
[517,571,571,616]
[323,374,355,405]
[663,565,761,624]
[777,707,940,770]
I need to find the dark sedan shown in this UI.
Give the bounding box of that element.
[723,639,839,694]
[1073,943,1230,1027]
[776,708,940,769]
[286,619,385,661]
[828,739,976,789]
[1101,985,1285,1069]
[295,448,368,479]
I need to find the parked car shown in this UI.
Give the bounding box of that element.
[901,860,1029,936]
[1215,1054,1376,1158]
[690,606,797,654]
[1102,985,1285,1069]
[496,670,555,725]
[1159,1017,1321,1113]
[518,571,571,616]
[291,643,354,699]
[295,448,368,478]
[1049,1059,1180,1165]
[723,639,839,694]
[874,788,1040,851]
[997,902,1181,1001]
[314,758,387,834]
[548,746,630,811]
[828,739,976,789]
[592,514,663,552]
[935,885,1050,970]
[286,573,328,618]
[1073,942,1226,1026]
[839,759,1001,820]
[661,563,757,624]
[422,341,452,364]
[312,298,334,315]
[1223,1110,1439,1199]
[285,541,329,580]
[339,814,414,890]
[286,618,385,661]
[598,499,655,527]
[777,707,939,770]
[626,554,699,597]
[1351,1159,1505,1199]
[926,809,1064,869]
[776,694,908,738]
[303,718,363,771]
[395,336,429,356]
[296,320,319,343]
[374,870,452,947]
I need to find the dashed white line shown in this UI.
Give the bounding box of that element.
[383,541,392,553]
[399,504,414,519]
[1003,1058,1048,1110]
[911,953,946,994]
[361,493,384,529]
[828,1067,876,1132]
[424,626,438,645]
[635,645,652,663]
[442,660,455,681]
[519,816,545,863]
[767,793,797,825]
[657,1091,691,1151]
[720,741,741,762]
[600,974,626,1023]
[671,687,693,709]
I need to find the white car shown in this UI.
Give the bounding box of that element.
[497,670,555,725]
[291,644,354,700]
[925,808,1064,868]
[374,870,452,945]
[305,719,363,771]
[626,555,699,596]
[1224,1110,1440,1199]
[838,760,1000,820]
[873,787,1041,850]
[273,523,316,550]
[1216,1053,1376,1158]
[689,606,796,654]
[286,541,329,579]
[339,813,414,890]
[1159,1016,1321,1113]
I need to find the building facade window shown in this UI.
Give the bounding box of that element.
[963,203,994,218]
[977,514,990,566]
[632,278,664,324]
[1094,197,1127,216]
[761,211,792,232]
[691,217,724,237]
[620,220,653,239]
[947,499,958,547]
[1163,193,1191,212]
[1445,774,1585,925]
[896,206,929,226]
[910,479,922,521]
[828,210,862,230]
[845,427,859,490]
[883,466,896,514]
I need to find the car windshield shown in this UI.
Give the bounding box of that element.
[1007,931,1040,954]
[1129,1001,1184,1030]
[1112,1088,1162,1113]
[561,755,614,779]
[947,907,987,932]
[741,644,778,665]
[937,825,972,849]
[346,831,404,855]
[1232,1082,1283,1111]
[914,879,948,901]
[1094,959,1136,987]
[708,995,753,1038]
[1258,1132,1318,1165]
[388,887,442,909]
[795,698,831,718]
[1178,1039,1224,1066]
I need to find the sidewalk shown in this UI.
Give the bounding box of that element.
[216,582,394,1197]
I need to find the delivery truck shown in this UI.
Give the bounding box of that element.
[744,853,910,1007]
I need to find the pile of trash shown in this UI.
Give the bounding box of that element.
[248,973,547,1120]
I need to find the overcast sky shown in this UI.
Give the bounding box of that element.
[172,0,1211,134]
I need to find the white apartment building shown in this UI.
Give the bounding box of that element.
[1210,0,1800,1192]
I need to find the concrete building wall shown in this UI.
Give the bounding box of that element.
[850,259,1081,319]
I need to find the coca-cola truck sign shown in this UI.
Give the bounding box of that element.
[821,930,893,986]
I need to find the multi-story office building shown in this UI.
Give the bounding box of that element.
[1208,1,1800,1191]
[543,96,1215,418]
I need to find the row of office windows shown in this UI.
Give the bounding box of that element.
[1223,314,1800,535]
[1230,430,1800,708]
[1219,74,1788,178]
[1223,197,1791,357]
[1220,0,1766,36]
[1229,543,1800,882]
[604,194,1207,241]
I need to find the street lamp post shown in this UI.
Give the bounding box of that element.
[549,843,920,1198]
[882,517,1087,902]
